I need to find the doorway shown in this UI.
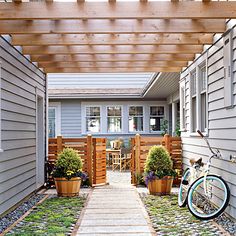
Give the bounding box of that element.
[36,95,45,188]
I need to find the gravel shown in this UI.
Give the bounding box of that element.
[215,213,236,235]
[0,194,45,234]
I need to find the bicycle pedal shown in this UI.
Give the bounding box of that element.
[182,180,189,185]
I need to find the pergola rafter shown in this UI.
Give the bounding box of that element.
[0,1,233,73]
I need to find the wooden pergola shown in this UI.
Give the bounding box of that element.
[1,1,236,73]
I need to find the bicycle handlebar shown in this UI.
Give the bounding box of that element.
[197,130,204,138]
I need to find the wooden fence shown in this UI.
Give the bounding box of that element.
[131,134,182,186]
[47,135,106,186]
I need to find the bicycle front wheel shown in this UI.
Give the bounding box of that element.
[187,174,230,220]
[178,168,191,207]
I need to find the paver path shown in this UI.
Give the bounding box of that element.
[76,184,155,236]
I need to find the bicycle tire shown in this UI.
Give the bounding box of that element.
[178,168,191,207]
[187,174,230,220]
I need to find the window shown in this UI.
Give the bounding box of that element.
[86,107,100,132]
[48,103,61,138]
[199,65,207,132]
[180,82,186,131]
[129,106,143,132]
[48,108,56,138]
[150,106,164,132]
[191,70,197,133]
[107,106,122,132]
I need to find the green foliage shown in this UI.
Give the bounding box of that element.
[175,119,181,137]
[144,146,176,179]
[160,119,169,136]
[53,148,83,180]
[6,197,86,236]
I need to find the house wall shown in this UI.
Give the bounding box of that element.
[49,99,169,146]
[0,37,46,215]
[180,26,236,219]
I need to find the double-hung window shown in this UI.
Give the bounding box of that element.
[180,80,186,131]
[191,70,197,133]
[150,106,164,132]
[107,106,122,133]
[129,106,143,132]
[199,64,207,132]
[48,103,61,138]
[86,107,101,133]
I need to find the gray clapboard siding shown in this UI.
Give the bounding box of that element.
[181,26,236,220]
[0,36,46,216]
[60,100,82,137]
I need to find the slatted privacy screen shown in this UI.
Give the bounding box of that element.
[48,135,106,186]
[131,134,182,186]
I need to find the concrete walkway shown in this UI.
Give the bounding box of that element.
[76,178,155,236]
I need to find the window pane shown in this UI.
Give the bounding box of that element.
[201,93,207,131]
[129,117,143,132]
[191,70,197,95]
[48,108,56,138]
[150,106,164,116]
[150,117,162,131]
[86,107,100,117]
[200,66,206,92]
[192,97,197,132]
[107,106,122,116]
[129,106,143,116]
[86,118,100,132]
[108,117,121,132]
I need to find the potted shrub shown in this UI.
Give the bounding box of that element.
[53,148,83,197]
[144,146,176,195]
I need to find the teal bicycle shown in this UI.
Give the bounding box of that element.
[178,130,230,220]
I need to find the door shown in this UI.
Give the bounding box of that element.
[36,95,45,188]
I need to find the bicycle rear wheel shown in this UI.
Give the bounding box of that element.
[178,168,191,207]
[187,174,230,220]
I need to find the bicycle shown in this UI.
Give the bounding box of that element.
[178,130,230,220]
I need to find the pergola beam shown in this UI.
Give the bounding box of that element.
[11,33,214,46]
[0,19,226,34]
[30,54,195,62]
[1,2,236,20]
[38,61,188,68]
[22,45,203,55]
[44,67,182,73]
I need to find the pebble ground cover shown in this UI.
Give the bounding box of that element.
[5,195,86,236]
[143,194,227,236]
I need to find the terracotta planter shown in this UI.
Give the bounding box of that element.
[54,177,81,197]
[148,176,173,195]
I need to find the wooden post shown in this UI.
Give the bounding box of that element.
[135,134,141,179]
[164,134,171,154]
[86,134,93,186]
[92,138,97,185]
[57,136,63,156]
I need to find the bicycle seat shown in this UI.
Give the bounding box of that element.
[190,158,204,167]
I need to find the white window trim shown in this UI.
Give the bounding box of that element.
[188,56,208,137]
[84,105,102,134]
[198,61,209,136]
[106,105,123,133]
[180,79,187,132]
[149,105,166,134]
[49,102,61,137]
[128,105,145,134]
[0,62,2,152]
[190,69,197,135]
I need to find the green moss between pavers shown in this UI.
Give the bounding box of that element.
[6,196,86,236]
[142,194,223,236]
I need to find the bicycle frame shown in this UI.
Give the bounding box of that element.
[190,130,221,197]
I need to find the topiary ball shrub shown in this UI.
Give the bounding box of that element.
[53,148,83,180]
[144,146,176,185]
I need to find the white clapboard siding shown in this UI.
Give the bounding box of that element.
[61,100,82,137]
[181,26,236,220]
[0,37,46,215]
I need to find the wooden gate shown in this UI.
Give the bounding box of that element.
[48,135,107,186]
[131,134,182,186]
